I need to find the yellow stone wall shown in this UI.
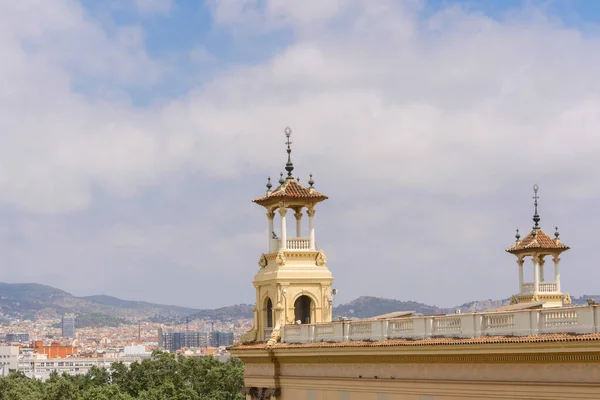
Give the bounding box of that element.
[234,341,600,399]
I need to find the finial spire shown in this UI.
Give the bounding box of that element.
[532,184,540,230]
[284,127,294,179]
[515,229,520,242]
[308,173,314,188]
[266,176,272,191]
[554,226,560,240]
[278,172,285,184]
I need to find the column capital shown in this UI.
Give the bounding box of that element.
[553,256,561,263]
[294,211,302,220]
[266,211,275,220]
[306,208,316,217]
[278,207,288,217]
[538,257,546,266]
[516,258,525,266]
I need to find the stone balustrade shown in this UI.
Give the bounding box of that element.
[281,305,600,343]
[285,237,311,250]
[520,281,558,294]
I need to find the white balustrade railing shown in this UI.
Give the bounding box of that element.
[433,317,461,335]
[314,324,335,341]
[281,305,600,343]
[521,283,534,294]
[521,282,558,294]
[285,237,311,250]
[539,282,558,293]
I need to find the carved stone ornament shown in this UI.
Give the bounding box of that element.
[276,251,286,266]
[266,211,275,220]
[315,251,327,266]
[532,294,540,302]
[509,295,518,305]
[278,203,288,216]
[266,328,281,347]
[564,292,572,305]
[306,207,316,217]
[240,328,257,344]
[258,254,267,268]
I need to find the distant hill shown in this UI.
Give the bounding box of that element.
[0,282,199,322]
[186,304,255,321]
[1,282,598,326]
[333,296,440,318]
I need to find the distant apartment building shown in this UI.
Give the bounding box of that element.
[18,355,144,380]
[158,328,211,352]
[122,345,151,357]
[31,341,77,358]
[4,333,29,343]
[0,346,19,375]
[61,314,75,338]
[210,331,234,348]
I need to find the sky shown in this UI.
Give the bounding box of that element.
[1,0,600,309]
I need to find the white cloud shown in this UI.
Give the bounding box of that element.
[1,0,600,306]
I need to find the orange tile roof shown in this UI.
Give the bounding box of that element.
[253,179,328,206]
[506,228,569,254]
[231,333,600,350]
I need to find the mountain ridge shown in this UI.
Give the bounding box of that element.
[0,282,598,325]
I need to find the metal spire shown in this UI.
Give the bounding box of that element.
[284,127,294,179]
[532,184,540,230]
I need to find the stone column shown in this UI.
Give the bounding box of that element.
[267,211,275,252]
[533,255,540,294]
[307,207,316,250]
[539,257,545,282]
[294,210,302,237]
[554,256,561,293]
[517,258,524,294]
[279,207,288,250]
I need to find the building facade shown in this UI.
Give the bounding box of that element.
[0,346,19,375]
[210,331,234,347]
[4,333,29,343]
[158,328,215,352]
[230,130,600,399]
[61,314,75,338]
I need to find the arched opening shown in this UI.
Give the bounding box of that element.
[265,298,273,328]
[294,295,312,324]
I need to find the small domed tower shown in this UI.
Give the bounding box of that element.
[241,128,334,344]
[506,185,570,308]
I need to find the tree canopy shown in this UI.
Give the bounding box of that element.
[0,351,244,400]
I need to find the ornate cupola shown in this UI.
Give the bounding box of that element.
[506,185,570,308]
[241,128,334,345]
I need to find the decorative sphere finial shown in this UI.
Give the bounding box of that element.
[308,173,314,188]
[515,228,520,242]
[554,226,560,240]
[532,184,541,229]
[266,176,272,191]
[278,172,285,184]
[284,127,294,179]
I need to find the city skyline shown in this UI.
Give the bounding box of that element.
[1,1,600,309]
